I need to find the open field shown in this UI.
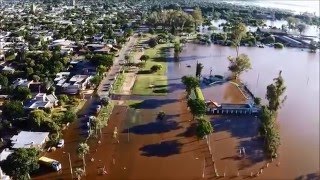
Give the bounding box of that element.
[132,75,168,96]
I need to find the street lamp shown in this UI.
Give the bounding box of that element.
[63,152,73,179]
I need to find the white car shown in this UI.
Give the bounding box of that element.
[57,139,64,148]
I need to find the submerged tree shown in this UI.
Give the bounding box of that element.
[228,54,252,79]
[266,71,287,112]
[195,62,204,79]
[187,98,206,120]
[296,23,307,35]
[77,142,89,174]
[181,76,200,97]
[309,40,318,53]
[174,42,183,60]
[287,17,297,30]
[259,106,280,158]
[230,22,247,57]
[196,118,213,139]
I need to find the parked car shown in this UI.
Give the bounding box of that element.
[57,139,64,148]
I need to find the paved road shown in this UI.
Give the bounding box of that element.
[97,34,139,98]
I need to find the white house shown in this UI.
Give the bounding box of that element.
[59,75,92,94]
[24,93,58,110]
[10,131,49,149]
[12,78,32,88]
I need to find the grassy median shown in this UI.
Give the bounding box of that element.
[112,72,125,94]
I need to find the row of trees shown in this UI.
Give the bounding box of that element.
[181,76,213,139]
[147,7,203,34]
[259,71,287,158]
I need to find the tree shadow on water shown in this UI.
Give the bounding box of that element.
[139,140,183,157]
[135,99,177,109]
[123,120,181,135]
[212,116,259,139]
[176,122,196,138]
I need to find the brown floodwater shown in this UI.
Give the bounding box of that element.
[201,82,248,104]
[170,43,319,179]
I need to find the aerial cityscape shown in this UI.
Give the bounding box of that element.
[0,0,319,179]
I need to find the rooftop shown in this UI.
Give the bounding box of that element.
[10,131,49,149]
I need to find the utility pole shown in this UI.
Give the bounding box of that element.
[254,73,260,95]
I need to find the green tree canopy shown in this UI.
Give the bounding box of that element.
[0,148,40,180]
[29,110,48,128]
[0,74,9,87]
[140,55,150,62]
[12,86,32,101]
[181,76,200,97]
[230,22,247,57]
[192,7,204,30]
[89,54,113,68]
[174,42,183,60]
[148,38,158,48]
[266,71,287,112]
[2,101,24,120]
[187,98,207,119]
[63,110,77,124]
[196,118,213,139]
[228,53,252,79]
[150,64,162,73]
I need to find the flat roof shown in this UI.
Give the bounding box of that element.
[11,131,49,149]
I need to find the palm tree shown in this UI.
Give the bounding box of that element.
[77,142,89,174]
[74,168,85,180]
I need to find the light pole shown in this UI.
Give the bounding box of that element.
[63,152,73,179]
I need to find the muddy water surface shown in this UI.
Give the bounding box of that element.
[172,43,319,179]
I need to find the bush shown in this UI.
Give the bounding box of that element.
[58,94,69,104]
[150,64,162,73]
[148,38,158,48]
[140,55,150,62]
[148,28,155,34]
[274,43,284,49]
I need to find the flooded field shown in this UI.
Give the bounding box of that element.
[32,42,318,180]
[201,82,248,104]
[170,43,319,179]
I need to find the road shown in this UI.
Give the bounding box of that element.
[97,34,139,98]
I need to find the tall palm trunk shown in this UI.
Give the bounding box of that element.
[82,155,86,174]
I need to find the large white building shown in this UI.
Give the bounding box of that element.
[10,131,49,149]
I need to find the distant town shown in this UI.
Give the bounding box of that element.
[0,0,319,180]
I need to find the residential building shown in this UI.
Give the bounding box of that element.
[24,93,58,110]
[10,131,49,149]
[12,78,32,88]
[56,74,92,94]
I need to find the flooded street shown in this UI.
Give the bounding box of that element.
[32,42,318,179]
[171,43,319,179]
